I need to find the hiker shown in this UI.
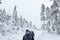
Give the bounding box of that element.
[23,29,32,40]
[30,30,35,40]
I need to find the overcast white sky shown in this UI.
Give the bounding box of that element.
[0,0,53,28]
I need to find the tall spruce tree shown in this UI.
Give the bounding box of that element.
[12,5,18,26]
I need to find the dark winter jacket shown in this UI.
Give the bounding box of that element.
[23,32,32,40]
[31,31,35,37]
[31,31,35,40]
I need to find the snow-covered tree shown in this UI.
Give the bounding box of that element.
[0,9,3,22]
[12,5,18,26]
[50,1,59,33]
[0,9,6,23]
[41,4,45,14]
[30,21,32,27]
[51,1,58,10]
[33,25,37,29]
[46,7,50,20]
[40,4,45,21]
[40,4,46,30]
[20,15,23,28]
[2,9,6,22]
[50,0,60,5]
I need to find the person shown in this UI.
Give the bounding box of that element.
[30,31,35,40]
[23,29,32,40]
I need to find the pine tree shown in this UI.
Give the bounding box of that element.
[12,5,18,26]
[33,25,37,29]
[51,1,58,10]
[22,18,26,27]
[40,4,45,21]
[50,1,59,33]
[20,15,23,28]
[46,7,50,20]
[2,9,6,23]
[30,21,32,27]
[40,4,45,16]
[0,9,2,22]
[40,4,46,30]
[53,0,60,5]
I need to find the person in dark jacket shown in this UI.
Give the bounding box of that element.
[31,31,35,40]
[23,29,32,40]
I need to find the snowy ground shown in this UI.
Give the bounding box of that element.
[35,30,60,40]
[0,28,60,40]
